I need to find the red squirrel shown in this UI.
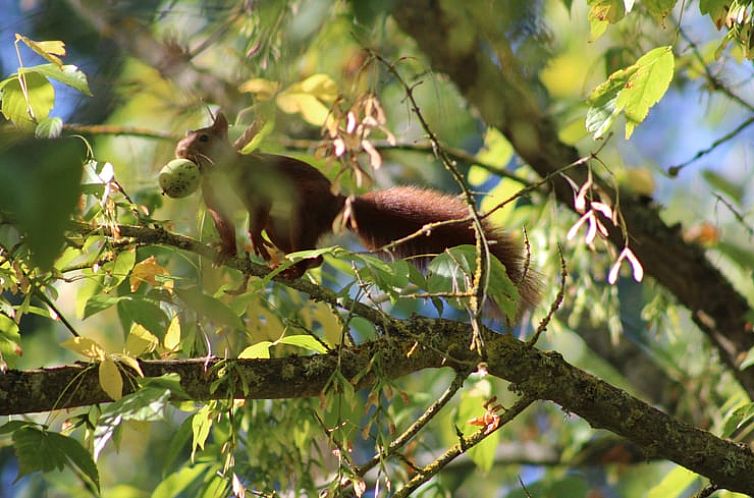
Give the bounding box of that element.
[174,112,540,312]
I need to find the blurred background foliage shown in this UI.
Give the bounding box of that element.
[0,0,754,497]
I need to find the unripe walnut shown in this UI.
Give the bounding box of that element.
[159,159,200,198]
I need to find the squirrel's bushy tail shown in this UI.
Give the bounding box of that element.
[350,186,541,314]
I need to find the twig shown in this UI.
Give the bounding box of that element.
[355,370,470,477]
[713,193,754,238]
[0,244,80,337]
[63,124,180,140]
[279,137,532,186]
[668,115,754,177]
[677,22,754,112]
[392,395,534,498]
[527,246,567,347]
[692,483,719,498]
[518,476,535,498]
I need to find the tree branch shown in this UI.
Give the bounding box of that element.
[3,321,754,494]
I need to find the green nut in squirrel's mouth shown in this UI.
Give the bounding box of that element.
[159,158,200,198]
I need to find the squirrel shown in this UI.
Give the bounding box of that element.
[174,112,540,313]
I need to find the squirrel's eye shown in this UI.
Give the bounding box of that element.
[199,134,209,142]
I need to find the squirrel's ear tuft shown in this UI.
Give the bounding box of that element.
[212,112,229,135]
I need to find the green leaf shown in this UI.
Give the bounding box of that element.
[486,249,520,321]
[742,349,754,370]
[175,287,244,331]
[83,294,123,319]
[191,406,213,457]
[239,341,272,359]
[587,46,674,139]
[428,245,519,321]
[702,169,744,204]
[107,247,137,290]
[644,0,676,19]
[479,177,519,228]
[117,297,168,335]
[357,254,410,298]
[13,427,100,491]
[23,64,93,96]
[151,463,210,498]
[94,381,175,461]
[137,372,189,398]
[277,335,328,353]
[0,73,55,128]
[35,116,62,138]
[717,241,754,270]
[469,128,513,186]
[615,46,674,138]
[586,63,635,138]
[0,420,34,436]
[722,402,754,437]
[700,0,729,28]
[162,416,194,475]
[646,466,699,498]
[0,313,21,347]
[0,136,85,268]
[454,380,499,471]
[587,0,625,39]
[75,272,102,319]
[506,476,589,498]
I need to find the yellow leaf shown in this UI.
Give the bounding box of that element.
[246,299,284,340]
[125,324,159,356]
[480,178,519,228]
[298,74,337,102]
[616,167,655,196]
[130,256,169,292]
[298,96,331,126]
[540,52,592,98]
[62,336,106,360]
[99,357,123,400]
[36,40,66,56]
[239,341,272,359]
[275,74,337,126]
[113,354,144,377]
[239,78,279,101]
[163,315,181,352]
[15,34,65,66]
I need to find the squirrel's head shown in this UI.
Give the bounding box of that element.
[175,111,233,171]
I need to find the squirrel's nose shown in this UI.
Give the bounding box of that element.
[175,145,187,158]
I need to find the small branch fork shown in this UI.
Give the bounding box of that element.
[392,395,534,498]
[354,370,469,479]
[668,23,754,177]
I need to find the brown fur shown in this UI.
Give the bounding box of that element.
[352,187,540,311]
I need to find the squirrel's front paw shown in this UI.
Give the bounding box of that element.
[212,243,237,266]
[277,265,305,280]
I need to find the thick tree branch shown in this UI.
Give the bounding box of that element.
[391,1,754,398]
[3,321,754,494]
